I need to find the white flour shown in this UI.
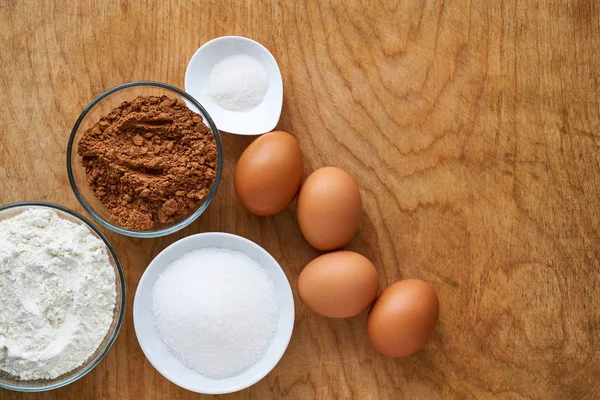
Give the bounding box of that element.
[206,54,269,112]
[0,208,116,380]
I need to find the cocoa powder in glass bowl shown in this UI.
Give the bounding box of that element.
[77,95,218,231]
[67,81,223,238]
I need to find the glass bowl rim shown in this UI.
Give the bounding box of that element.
[66,81,224,238]
[0,201,126,392]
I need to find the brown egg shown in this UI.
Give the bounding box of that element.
[298,251,379,318]
[235,131,304,216]
[297,167,361,251]
[367,279,439,357]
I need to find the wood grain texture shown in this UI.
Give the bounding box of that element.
[1,0,599,399]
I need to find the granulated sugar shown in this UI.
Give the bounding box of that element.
[151,248,279,379]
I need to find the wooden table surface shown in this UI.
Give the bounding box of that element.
[1,1,599,399]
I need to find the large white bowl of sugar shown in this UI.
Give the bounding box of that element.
[133,232,295,394]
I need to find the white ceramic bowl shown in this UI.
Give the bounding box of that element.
[185,36,283,135]
[133,232,294,394]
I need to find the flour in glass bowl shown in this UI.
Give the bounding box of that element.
[0,208,116,380]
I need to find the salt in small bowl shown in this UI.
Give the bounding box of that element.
[185,36,283,135]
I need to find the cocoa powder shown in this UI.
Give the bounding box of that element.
[78,95,218,230]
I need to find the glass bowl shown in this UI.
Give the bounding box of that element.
[0,202,126,392]
[67,81,223,238]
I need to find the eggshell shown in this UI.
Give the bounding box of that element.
[297,167,361,251]
[298,251,379,318]
[367,279,439,357]
[235,131,304,216]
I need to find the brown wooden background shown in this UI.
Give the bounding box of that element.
[1,1,599,399]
